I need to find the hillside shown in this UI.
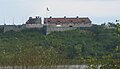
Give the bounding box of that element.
[0,25,120,67]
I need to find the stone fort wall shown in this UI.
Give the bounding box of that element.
[3,24,92,34]
[3,24,44,32]
[43,25,78,35]
[3,25,26,32]
[25,24,43,29]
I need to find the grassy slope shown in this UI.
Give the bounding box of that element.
[0,28,119,65]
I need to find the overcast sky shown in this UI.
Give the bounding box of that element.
[0,0,120,25]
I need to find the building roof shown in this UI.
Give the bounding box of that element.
[44,16,92,24]
[26,16,41,24]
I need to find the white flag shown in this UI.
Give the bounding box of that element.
[47,8,50,11]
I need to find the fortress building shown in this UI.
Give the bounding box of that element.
[2,16,92,34]
[26,16,41,24]
[44,16,92,34]
[25,16,43,29]
[44,16,92,27]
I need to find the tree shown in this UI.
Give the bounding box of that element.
[115,23,120,36]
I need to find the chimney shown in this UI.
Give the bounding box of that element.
[50,16,52,21]
[64,16,66,18]
[36,16,39,19]
[29,17,32,20]
[76,16,79,18]
[50,16,52,18]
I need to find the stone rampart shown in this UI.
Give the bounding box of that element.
[44,25,78,35]
[25,24,43,29]
[3,25,26,32]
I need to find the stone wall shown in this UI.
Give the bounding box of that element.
[3,24,44,32]
[43,25,78,35]
[47,23,92,27]
[3,25,26,32]
[43,24,93,35]
[25,24,43,29]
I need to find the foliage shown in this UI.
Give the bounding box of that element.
[0,26,119,68]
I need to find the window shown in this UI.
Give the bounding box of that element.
[70,20,73,22]
[57,21,60,22]
[82,20,85,22]
[69,25,73,27]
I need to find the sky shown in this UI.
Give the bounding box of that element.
[0,0,120,25]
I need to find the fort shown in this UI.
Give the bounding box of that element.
[0,16,92,34]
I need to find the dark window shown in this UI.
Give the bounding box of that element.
[70,20,73,22]
[82,20,85,22]
[48,21,50,22]
[57,21,60,22]
[69,25,73,27]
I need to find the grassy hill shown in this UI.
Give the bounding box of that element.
[0,25,119,67]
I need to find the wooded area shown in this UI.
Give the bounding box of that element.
[0,24,120,69]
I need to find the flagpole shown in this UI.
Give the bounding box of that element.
[45,7,50,35]
[13,17,14,25]
[46,7,50,26]
[46,9,48,26]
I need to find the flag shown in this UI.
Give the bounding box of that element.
[47,8,50,11]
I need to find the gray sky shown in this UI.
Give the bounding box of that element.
[0,0,120,25]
